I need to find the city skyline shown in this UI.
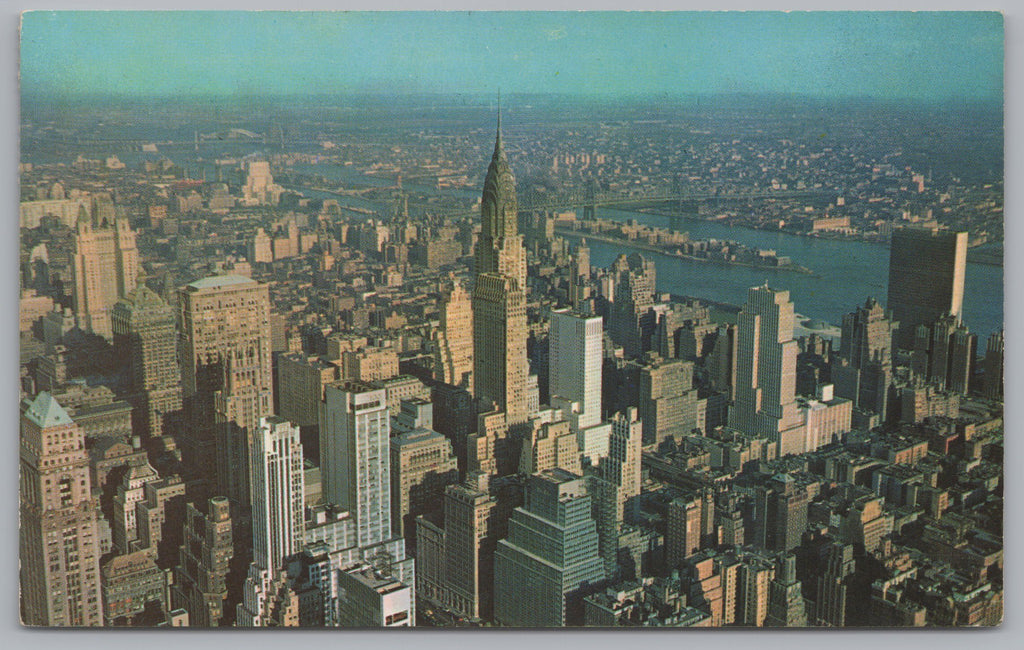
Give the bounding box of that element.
[17,9,1005,632]
[21,11,1002,102]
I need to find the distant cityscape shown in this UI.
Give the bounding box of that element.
[18,12,1003,631]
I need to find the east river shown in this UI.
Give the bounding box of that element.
[185,157,1003,343]
[584,207,1003,343]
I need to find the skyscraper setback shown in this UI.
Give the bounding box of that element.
[833,297,897,420]
[434,278,474,390]
[731,285,804,455]
[111,285,182,444]
[472,114,530,427]
[249,417,305,573]
[178,275,273,506]
[71,209,139,340]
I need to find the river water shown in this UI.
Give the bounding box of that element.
[288,166,1003,342]
[583,207,1003,343]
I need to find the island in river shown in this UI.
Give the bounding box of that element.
[554,216,815,276]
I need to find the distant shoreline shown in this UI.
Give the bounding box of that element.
[638,206,1004,268]
[554,227,816,276]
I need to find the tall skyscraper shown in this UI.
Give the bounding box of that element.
[414,472,504,621]
[887,227,967,349]
[172,497,234,627]
[568,239,592,310]
[178,275,273,506]
[731,285,804,455]
[983,329,1004,400]
[250,417,305,572]
[666,495,704,567]
[20,392,103,626]
[833,297,897,420]
[709,323,738,400]
[910,313,977,396]
[317,380,417,624]
[764,555,807,627]
[494,469,606,626]
[237,417,306,627]
[389,428,458,544]
[600,407,643,520]
[638,354,701,445]
[753,474,809,552]
[607,253,656,359]
[434,278,474,391]
[473,113,529,426]
[813,542,855,627]
[549,308,603,430]
[111,285,182,443]
[71,209,139,340]
[319,381,392,548]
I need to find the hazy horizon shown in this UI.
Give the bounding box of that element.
[21,11,1003,103]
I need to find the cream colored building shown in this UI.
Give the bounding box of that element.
[178,275,273,505]
[473,117,529,427]
[434,279,474,391]
[71,212,138,340]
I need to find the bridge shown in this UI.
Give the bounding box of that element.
[445,182,837,224]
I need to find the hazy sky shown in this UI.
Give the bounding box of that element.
[20,11,1003,101]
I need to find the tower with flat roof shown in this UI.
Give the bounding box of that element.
[111,284,182,444]
[178,275,273,506]
[549,308,603,430]
[731,285,804,454]
[493,469,605,626]
[887,227,967,349]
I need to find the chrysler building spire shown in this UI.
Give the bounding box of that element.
[476,109,524,287]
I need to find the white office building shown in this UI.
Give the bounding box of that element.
[550,309,603,430]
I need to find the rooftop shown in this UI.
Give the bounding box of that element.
[22,392,75,429]
[186,274,257,291]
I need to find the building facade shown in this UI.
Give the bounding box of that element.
[111,285,182,443]
[473,114,530,427]
[731,285,805,455]
[494,470,605,626]
[20,392,103,626]
[887,227,967,349]
[178,275,273,506]
[71,210,139,340]
[549,309,603,430]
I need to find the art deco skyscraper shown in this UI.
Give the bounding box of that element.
[983,329,1004,400]
[20,392,103,626]
[236,417,306,627]
[731,285,804,454]
[607,253,656,359]
[473,113,529,426]
[111,285,182,443]
[172,497,234,627]
[178,275,273,506]
[434,278,474,391]
[887,227,967,349]
[833,297,897,420]
[71,210,139,340]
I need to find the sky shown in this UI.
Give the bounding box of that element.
[19,11,1004,101]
